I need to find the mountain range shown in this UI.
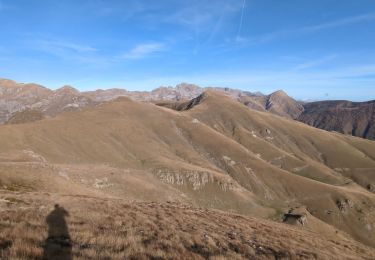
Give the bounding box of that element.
[1,78,375,258]
[1,78,374,141]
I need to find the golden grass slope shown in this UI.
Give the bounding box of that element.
[0,90,375,251]
[1,191,374,259]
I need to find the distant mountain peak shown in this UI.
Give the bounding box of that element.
[55,85,80,94]
[0,78,17,85]
[270,89,288,97]
[175,83,201,90]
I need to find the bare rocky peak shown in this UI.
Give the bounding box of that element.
[0,79,95,122]
[208,87,243,98]
[176,82,201,90]
[150,83,203,101]
[251,91,265,97]
[0,79,52,122]
[269,89,288,97]
[238,89,304,119]
[0,79,51,98]
[266,90,305,119]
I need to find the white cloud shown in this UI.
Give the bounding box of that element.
[122,43,166,59]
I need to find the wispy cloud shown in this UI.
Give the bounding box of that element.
[29,37,166,65]
[238,12,375,45]
[236,0,246,40]
[38,40,98,53]
[122,43,166,59]
[292,55,337,71]
[27,38,114,67]
[164,0,243,53]
[166,1,241,29]
[302,12,375,32]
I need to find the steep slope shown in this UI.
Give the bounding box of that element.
[299,100,375,140]
[181,91,375,247]
[239,90,304,119]
[266,90,305,119]
[155,87,305,119]
[1,91,375,249]
[155,92,208,111]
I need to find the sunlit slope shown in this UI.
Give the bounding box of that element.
[177,91,375,246]
[1,192,374,259]
[0,92,375,247]
[0,96,270,216]
[186,91,375,182]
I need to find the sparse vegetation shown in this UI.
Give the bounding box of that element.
[0,89,374,258]
[1,192,374,260]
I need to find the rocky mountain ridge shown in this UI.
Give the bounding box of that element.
[0,79,268,123]
[1,78,374,141]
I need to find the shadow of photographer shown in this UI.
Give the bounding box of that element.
[43,204,72,260]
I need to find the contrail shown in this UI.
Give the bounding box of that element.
[237,0,246,40]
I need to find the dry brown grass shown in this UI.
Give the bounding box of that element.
[1,191,374,260]
[0,90,375,256]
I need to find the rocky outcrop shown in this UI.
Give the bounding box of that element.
[283,208,308,226]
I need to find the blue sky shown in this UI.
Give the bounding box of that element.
[0,0,375,100]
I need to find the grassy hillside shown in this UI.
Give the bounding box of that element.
[1,192,374,259]
[0,90,375,255]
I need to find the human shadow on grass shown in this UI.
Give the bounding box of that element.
[42,204,72,260]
